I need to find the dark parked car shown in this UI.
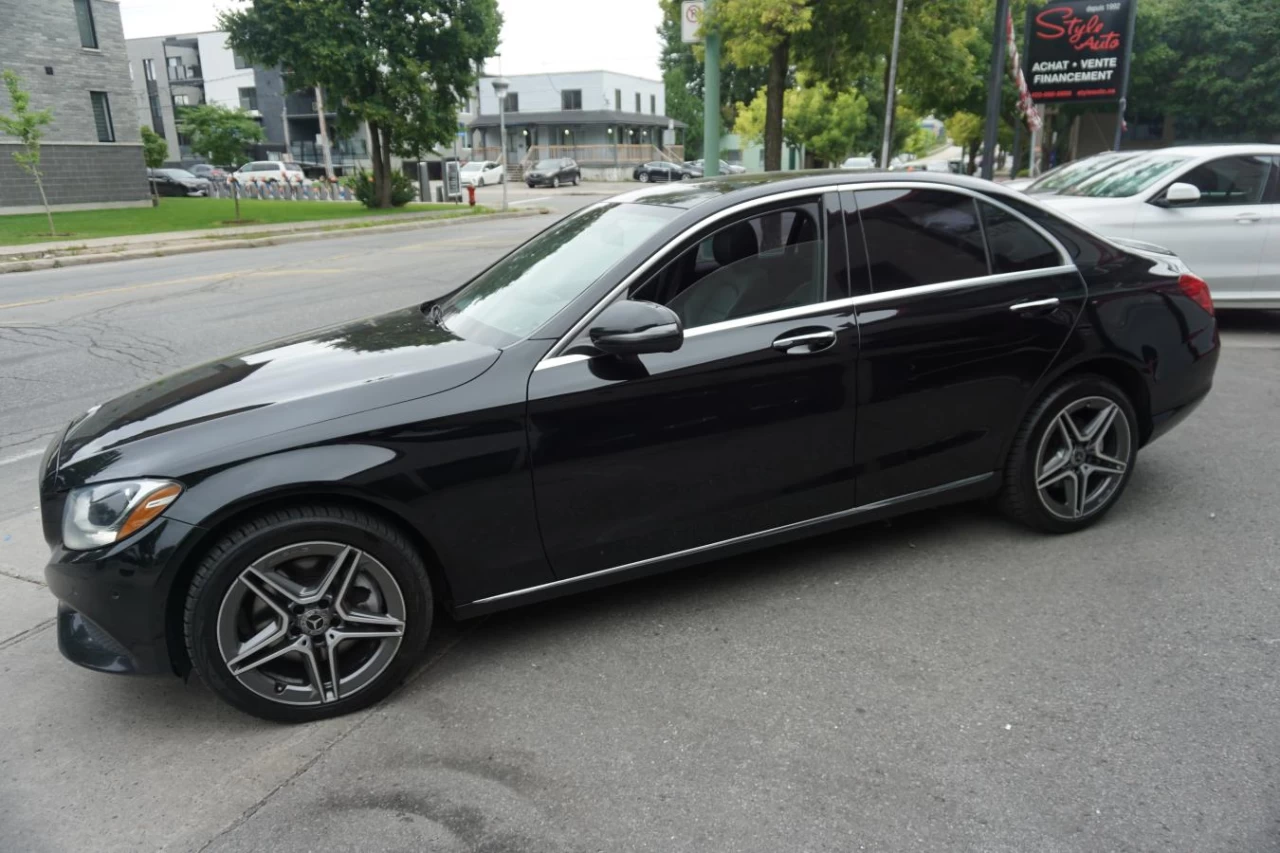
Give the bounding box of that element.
[147,168,210,197]
[635,160,691,182]
[525,158,579,188]
[41,172,1218,721]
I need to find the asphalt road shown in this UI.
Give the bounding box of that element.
[1,190,1278,852]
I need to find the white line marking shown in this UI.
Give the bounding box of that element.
[0,448,44,467]
[510,197,551,206]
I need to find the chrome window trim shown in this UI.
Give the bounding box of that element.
[466,472,994,608]
[536,180,1076,369]
[534,264,1077,371]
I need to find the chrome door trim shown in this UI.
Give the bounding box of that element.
[465,472,994,607]
[1010,297,1063,312]
[773,330,837,351]
[535,180,1078,370]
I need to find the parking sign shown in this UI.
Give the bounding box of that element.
[681,1,704,44]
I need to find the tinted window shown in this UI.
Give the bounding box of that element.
[89,92,114,142]
[855,189,987,291]
[630,202,826,329]
[74,0,98,48]
[980,202,1060,273]
[441,202,679,346]
[1173,156,1273,206]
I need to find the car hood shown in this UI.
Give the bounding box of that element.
[57,306,499,483]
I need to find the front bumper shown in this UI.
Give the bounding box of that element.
[44,517,202,675]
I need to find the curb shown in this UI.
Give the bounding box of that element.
[0,208,547,275]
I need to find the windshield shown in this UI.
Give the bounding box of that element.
[159,169,198,179]
[439,202,680,347]
[1061,156,1191,198]
[460,163,485,172]
[534,160,559,170]
[1026,155,1130,194]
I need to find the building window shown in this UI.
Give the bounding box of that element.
[148,94,164,135]
[615,88,622,110]
[142,58,156,82]
[635,92,641,113]
[650,94,656,115]
[173,94,190,107]
[233,52,250,70]
[503,92,518,113]
[73,0,98,49]
[239,87,258,111]
[90,91,114,142]
[561,89,582,110]
[166,56,185,81]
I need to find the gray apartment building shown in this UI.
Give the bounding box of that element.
[0,0,149,212]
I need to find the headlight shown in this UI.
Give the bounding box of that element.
[62,479,183,551]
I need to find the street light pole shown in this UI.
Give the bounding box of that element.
[314,86,335,183]
[981,0,1012,180]
[880,0,905,170]
[702,0,720,177]
[491,77,510,212]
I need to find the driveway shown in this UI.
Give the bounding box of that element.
[1,211,1277,851]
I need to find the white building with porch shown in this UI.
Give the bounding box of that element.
[470,71,686,181]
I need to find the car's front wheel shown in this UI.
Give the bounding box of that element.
[552,177,560,188]
[638,172,650,182]
[184,506,432,722]
[1000,375,1138,533]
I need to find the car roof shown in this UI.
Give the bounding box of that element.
[1129,143,1280,158]
[611,169,1018,210]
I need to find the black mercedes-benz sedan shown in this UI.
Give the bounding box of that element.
[40,172,1219,721]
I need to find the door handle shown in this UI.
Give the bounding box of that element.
[772,330,837,353]
[1236,213,1261,224]
[1010,297,1061,313]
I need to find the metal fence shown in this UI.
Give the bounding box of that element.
[206,180,359,202]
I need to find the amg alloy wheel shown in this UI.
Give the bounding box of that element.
[185,506,432,722]
[1000,376,1138,533]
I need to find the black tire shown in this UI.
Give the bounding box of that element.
[526,182,535,189]
[552,177,560,188]
[638,172,650,183]
[999,375,1139,534]
[572,174,579,186]
[477,177,485,187]
[184,505,433,723]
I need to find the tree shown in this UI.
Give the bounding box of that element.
[0,70,56,236]
[1128,0,1280,140]
[179,104,264,222]
[221,0,500,209]
[734,81,870,166]
[945,110,983,173]
[140,125,168,204]
[707,0,814,171]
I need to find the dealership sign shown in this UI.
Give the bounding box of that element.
[1026,1,1134,103]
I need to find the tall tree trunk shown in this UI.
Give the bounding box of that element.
[378,126,393,208]
[368,121,385,207]
[967,141,978,175]
[33,172,54,235]
[763,38,789,172]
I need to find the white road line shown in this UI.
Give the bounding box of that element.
[510,197,551,206]
[0,448,44,468]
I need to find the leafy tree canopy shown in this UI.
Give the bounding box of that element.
[178,104,264,168]
[140,125,168,169]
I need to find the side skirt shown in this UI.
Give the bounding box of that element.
[452,472,999,619]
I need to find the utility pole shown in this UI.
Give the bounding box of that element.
[492,77,510,211]
[702,0,721,177]
[281,104,291,155]
[980,0,1012,180]
[314,86,335,182]
[1111,0,1139,151]
[880,0,905,169]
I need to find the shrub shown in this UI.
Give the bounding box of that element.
[341,168,417,208]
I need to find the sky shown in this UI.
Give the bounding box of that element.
[118,0,665,80]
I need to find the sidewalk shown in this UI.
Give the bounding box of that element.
[0,207,545,275]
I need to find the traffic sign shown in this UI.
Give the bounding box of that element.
[681,1,704,44]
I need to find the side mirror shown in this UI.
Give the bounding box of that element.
[589,300,683,357]
[1159,182,1201,207]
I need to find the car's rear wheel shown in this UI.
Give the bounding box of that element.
[1000,375,1138,533]
[184,506,432,722]
[572,174,579,186]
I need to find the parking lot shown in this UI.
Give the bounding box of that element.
[0,208,1278,852]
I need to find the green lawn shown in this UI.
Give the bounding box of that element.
[0,197,478,247]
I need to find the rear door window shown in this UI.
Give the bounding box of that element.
[854,188,989,291]
[980,202,1062,273]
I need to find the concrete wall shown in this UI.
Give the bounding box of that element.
[0,142,149,210]
[198,32,255,112]
[0,0,148,210]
